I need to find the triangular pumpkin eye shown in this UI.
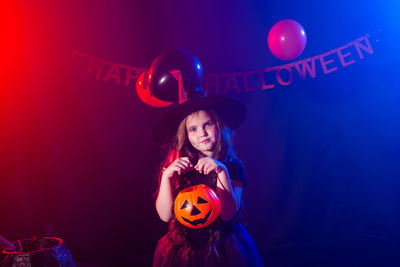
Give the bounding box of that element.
[181,200,190,209]
[197,197,208,204]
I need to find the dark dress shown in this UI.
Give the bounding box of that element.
[153,157,264,267]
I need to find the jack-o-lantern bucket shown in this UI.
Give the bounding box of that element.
[174,184,221,229]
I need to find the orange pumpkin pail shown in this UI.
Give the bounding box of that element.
[174,184,221,229]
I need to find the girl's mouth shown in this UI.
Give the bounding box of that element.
[200,139,210,144]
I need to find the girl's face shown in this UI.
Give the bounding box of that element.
[186,110,220,157]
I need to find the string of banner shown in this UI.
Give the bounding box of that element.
[72,31,377,107]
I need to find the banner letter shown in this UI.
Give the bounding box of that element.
[294,57,317,80]
[319,50,338,74]
[204,75,221,95]
[223,75,241,94]
[337,43,356,67]
[276,66,293,86]
[243,73,258,92]
[260,71,275,90]
[86,57,105,80]
[104,63,121,85]
[354,35,374,59]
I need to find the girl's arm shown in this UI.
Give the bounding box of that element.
[195,158,241,221]
[155,157,193,222]
[156,172,174,222]
[215,168,241,221]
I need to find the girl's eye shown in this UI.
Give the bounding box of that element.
[188,127,196,133]
[205,122,214,127]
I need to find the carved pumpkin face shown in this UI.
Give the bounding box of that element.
[174,184,221,229]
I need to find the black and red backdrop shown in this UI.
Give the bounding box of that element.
[1,0,399,266]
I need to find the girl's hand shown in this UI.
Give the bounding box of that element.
[163,157,193,179]
[195,157,227,175]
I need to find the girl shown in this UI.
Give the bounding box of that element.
[152,93,264,266]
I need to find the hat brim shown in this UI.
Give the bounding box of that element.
[153,95,246,144]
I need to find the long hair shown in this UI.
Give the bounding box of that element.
[155,109,237,260]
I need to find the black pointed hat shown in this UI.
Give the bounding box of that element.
[152,87,246,144]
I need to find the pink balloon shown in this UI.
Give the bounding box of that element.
[267,19,307,61]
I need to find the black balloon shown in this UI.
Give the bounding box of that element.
[148,49,204,102]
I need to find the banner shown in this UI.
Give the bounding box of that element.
[73,34,375,97]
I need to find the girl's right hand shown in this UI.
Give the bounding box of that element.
[162,157,193,179]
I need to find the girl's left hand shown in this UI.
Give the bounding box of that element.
[195,157,227,175]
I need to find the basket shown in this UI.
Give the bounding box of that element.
[0,236,76,267]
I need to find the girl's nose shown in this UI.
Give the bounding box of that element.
[200,128,208,137]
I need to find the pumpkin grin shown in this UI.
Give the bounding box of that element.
[174,184,221,229]
[182,210,212,226]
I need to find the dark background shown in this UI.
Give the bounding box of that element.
[1,0,399,266]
